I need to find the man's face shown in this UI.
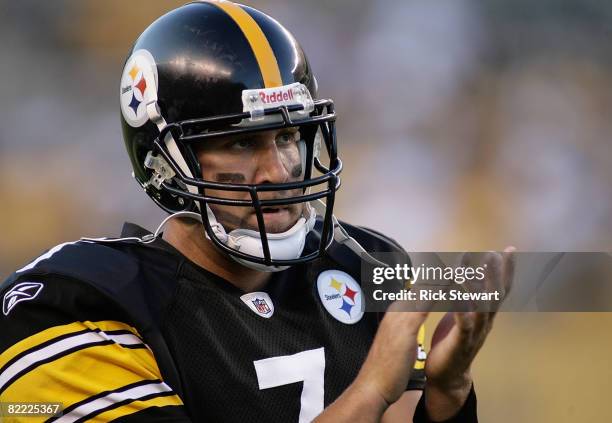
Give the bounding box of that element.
[196,127,305,234]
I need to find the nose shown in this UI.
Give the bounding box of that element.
[253,141,290,185]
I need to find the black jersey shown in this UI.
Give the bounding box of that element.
[0,221,425,422]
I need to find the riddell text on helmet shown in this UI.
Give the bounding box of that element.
[258,88,294,104]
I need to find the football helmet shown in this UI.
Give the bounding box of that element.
[120,1,341,271]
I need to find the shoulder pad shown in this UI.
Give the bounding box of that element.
[4,240,137,296]
[339,221,407,254]
[319,220,410,273]
[1,238,185,399]
[2,239,178,322]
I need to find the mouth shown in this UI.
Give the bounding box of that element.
[261,206,288,214]
[253,206,295,232]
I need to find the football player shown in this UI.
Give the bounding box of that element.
[0,2,514,422]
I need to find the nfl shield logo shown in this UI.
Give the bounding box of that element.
[252,298,271,315]
[240,292,275,318]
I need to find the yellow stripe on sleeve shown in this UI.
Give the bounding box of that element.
[0,320,142,371]
[207,0,283,87]
[417,324,425,345]
[94,394,184,422]
[414,324,426,370]
[0,341,162,408]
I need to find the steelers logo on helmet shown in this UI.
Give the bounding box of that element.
[120,49,158,127]
[317,270,364,324]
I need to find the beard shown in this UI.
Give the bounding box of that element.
[209,202,304,234]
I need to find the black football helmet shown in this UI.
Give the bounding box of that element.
[120,1,341,270]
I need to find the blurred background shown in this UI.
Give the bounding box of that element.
[0,0,610,421]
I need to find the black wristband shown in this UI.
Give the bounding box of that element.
[413,384,477,423]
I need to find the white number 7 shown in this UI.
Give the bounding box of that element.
[254,347,326,423]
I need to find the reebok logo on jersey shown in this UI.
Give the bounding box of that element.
[2,282,44,316]
[317,270,364,324]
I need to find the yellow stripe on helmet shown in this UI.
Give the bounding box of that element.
[207,0,283,88]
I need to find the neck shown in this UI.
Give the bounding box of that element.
[162,217,272,292]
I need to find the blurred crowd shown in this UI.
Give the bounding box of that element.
[1,0,610,270]
[0,1,611,421]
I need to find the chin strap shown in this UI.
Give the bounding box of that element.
[205,204,317,272]
[204,199,389,272]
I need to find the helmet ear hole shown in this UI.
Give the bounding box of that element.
[170,179,197,212]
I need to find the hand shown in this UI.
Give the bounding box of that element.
[356,309,430,406]
[424,248,515,421]
[315,309,429,423]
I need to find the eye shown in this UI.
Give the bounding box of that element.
[230,138,255,150]
[276,131,299,146]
